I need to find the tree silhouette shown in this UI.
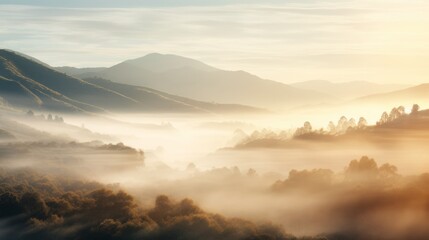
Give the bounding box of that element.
[358,117,368,129]
[411,104,420,114]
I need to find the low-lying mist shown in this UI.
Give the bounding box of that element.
[0,168,294,240]
[1,104,429,240]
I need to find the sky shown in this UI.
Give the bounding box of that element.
[1,0,429,84]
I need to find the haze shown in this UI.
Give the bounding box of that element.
[1,1,429,240]
[1,0,429,84]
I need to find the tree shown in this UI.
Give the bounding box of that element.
[346,156,378,180]
[247,168,257,177]
[397,106,405,115]
[388,107,400,121]
[358,117,368,129]
[377,112,389,125]
[336,116,350,133]
[294,121,313,137]
[348,118,356,129]
[186,163,197,171]
[303,121,312,132]
[411,104,420,114]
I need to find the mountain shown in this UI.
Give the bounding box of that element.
[71,53,335,110]
[0,49,261,114]
[356,84,429,107]
[121,53,217,72]
[291,80,409,100]
[3,49,52,68]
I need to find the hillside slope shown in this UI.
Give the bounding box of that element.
[356,84,429,107]
[75,53,335,110]
[0,50,260,114]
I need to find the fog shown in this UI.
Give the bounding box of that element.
[2,2,429,238]
[1,103,429,239]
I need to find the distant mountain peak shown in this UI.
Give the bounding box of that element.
[0,49,261,114]
[122,53,218,73]
[144,52,167,58]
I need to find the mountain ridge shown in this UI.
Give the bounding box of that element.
[357,83,429,104]
[62,53,336,110]
[0,49,262,114]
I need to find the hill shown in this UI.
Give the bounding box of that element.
[230,108,429,150]
[357,84,429,107]
[72,53,335,110]
[0,50,260,114]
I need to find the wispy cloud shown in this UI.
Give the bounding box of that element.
[1,0,428,83]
